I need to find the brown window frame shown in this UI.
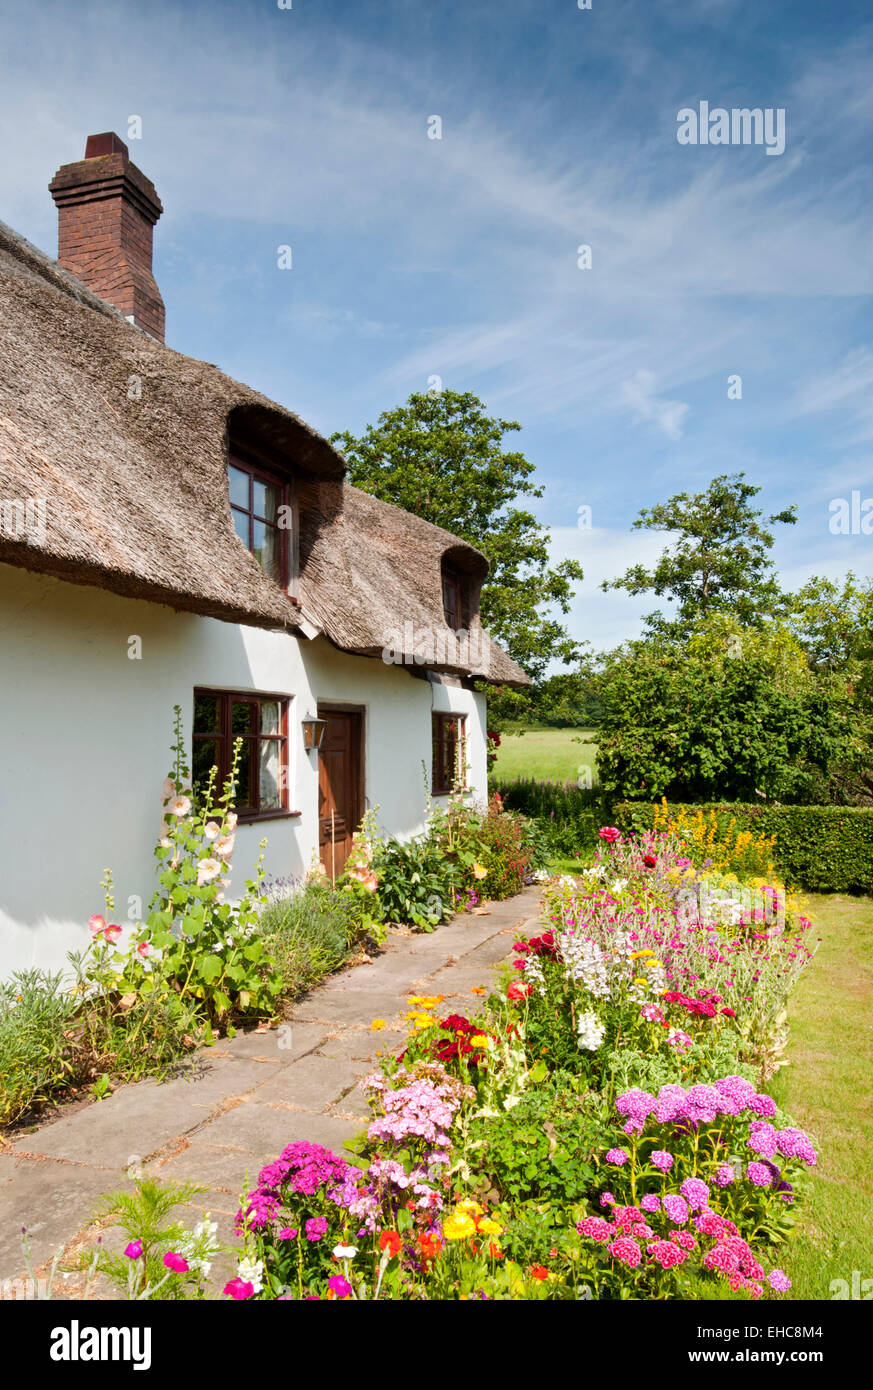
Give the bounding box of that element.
[228,450,296,593]
[192,688,298,824]
[432,712,467,795]
[442,566,467,630]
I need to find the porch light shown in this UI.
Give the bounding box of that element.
[302,715,327,752]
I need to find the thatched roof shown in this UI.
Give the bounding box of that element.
[0,219,529,686]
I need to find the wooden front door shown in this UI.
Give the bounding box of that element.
[318,707,363,878]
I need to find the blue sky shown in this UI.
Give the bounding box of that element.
[2,0,871,652]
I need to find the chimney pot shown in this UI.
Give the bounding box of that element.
[48,133,165,341]
[84,131,130,160]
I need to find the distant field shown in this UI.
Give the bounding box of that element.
[491,727,599,784]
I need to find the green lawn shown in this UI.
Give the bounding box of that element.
[770,893,873,1300]
[492,727,599,784]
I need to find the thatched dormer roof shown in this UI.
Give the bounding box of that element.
[0,220,528,686]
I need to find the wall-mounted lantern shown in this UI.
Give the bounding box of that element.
[302,715,327,753]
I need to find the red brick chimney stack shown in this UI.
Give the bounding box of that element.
[49,133,165,341]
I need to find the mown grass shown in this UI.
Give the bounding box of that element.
[492,727,599,783]
[770,893,873,1300]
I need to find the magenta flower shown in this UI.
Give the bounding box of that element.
[278,1227,298,1240]
[224,1278,255,1300]
[768,1268,792,1292]
[651,1150,674,1171]
[605,1148,629,1166]
[328,1274,352,1299]
[123,1240,143,1260]
[163,1252,189,1273]
[305,1216,329,1242]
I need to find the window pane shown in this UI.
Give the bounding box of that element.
[232,740,254,808]
[260,700,280,735]
[232,701,254,736]
[232,507,250,546]
[229,465,249,509]
[193,694,219,734]
[253,477,281,523]
[260,738,282,809]
[192,738,219,796]
[252,521,281,582]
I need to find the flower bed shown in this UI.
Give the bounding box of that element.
[204,824,818,1300]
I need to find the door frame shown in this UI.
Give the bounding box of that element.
[316,702,366,864]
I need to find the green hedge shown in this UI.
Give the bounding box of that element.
[613,801,873,895]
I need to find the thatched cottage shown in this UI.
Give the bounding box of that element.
[0,133,527,978]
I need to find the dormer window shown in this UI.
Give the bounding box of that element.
[228,452,294,590]
[442,565,467,629]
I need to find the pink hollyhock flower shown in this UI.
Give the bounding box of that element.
[89,915,106,936]
[124,1240,142,1259]
[224,1278,255,1300]
[136,941,150,957]
[163,1252,189,1273]
[103,925,122,944]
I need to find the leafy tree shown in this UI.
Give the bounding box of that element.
[595,615,854,803]
[783,572,873,670]
[602,473,797,634]
[331,390,583,683]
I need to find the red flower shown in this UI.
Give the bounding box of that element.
[418,1232,441,1263]
[507,981,532,1001]
[379,1230,402,1258]
[643,854,657,869]
[529,1264,549,1281]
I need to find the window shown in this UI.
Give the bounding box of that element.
[432,713,467,795]
[442,566,466,629]
[228,453,292,589]
[193,689,291,821]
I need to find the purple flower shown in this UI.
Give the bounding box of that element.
[714,1163,736,1188]
[679,1177,710,1211]
[651,1150,674,1171]
[748,1093,777,1118]
[124,1240,143,1260]
[305,1216,329,1242]
[605,1148,629,1166]
[641,1194,660,1213]
[278,1227,298,1240]
[662,1193,689,1224]
[768,1268,792,1292]
[746,1161,774,1187]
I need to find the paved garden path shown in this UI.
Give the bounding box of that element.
[0,887,543,1295]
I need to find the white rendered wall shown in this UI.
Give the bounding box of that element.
[0,563,488,979]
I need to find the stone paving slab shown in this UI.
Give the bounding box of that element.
[0,886,541,1286]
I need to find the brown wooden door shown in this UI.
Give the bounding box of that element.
[318,708,363,878]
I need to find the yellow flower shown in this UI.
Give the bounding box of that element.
[408,994,444,1009]
[469,1035,491,1048]
[644,959,663,969]
[472,862,488,880]
[633,977,648,986]
[630,949,653,959]
[442,1211,476,1241]
[456,1198,484,1216]
[370,1019,386,1031]
[413,1016,432,1031]
[471,986,486,995]
[478,1218,503,1236]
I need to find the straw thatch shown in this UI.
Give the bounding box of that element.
[0,219,529,686]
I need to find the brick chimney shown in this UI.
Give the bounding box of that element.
[49,133,165,341]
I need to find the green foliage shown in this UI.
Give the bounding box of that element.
[331,389,583,682]
[258,879,363,998]
[596,617,852,804]
[372,837,457,931]
[0,971,79,1125]
[602,472,797,635]
[614,801,873,894]
[492,777,603,854]
[468,1076,604,1211]
[91,1176,217,1300]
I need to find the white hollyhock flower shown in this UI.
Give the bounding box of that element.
[215,834,235,859]
[203,821,221,841]
[167,795,192,817]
